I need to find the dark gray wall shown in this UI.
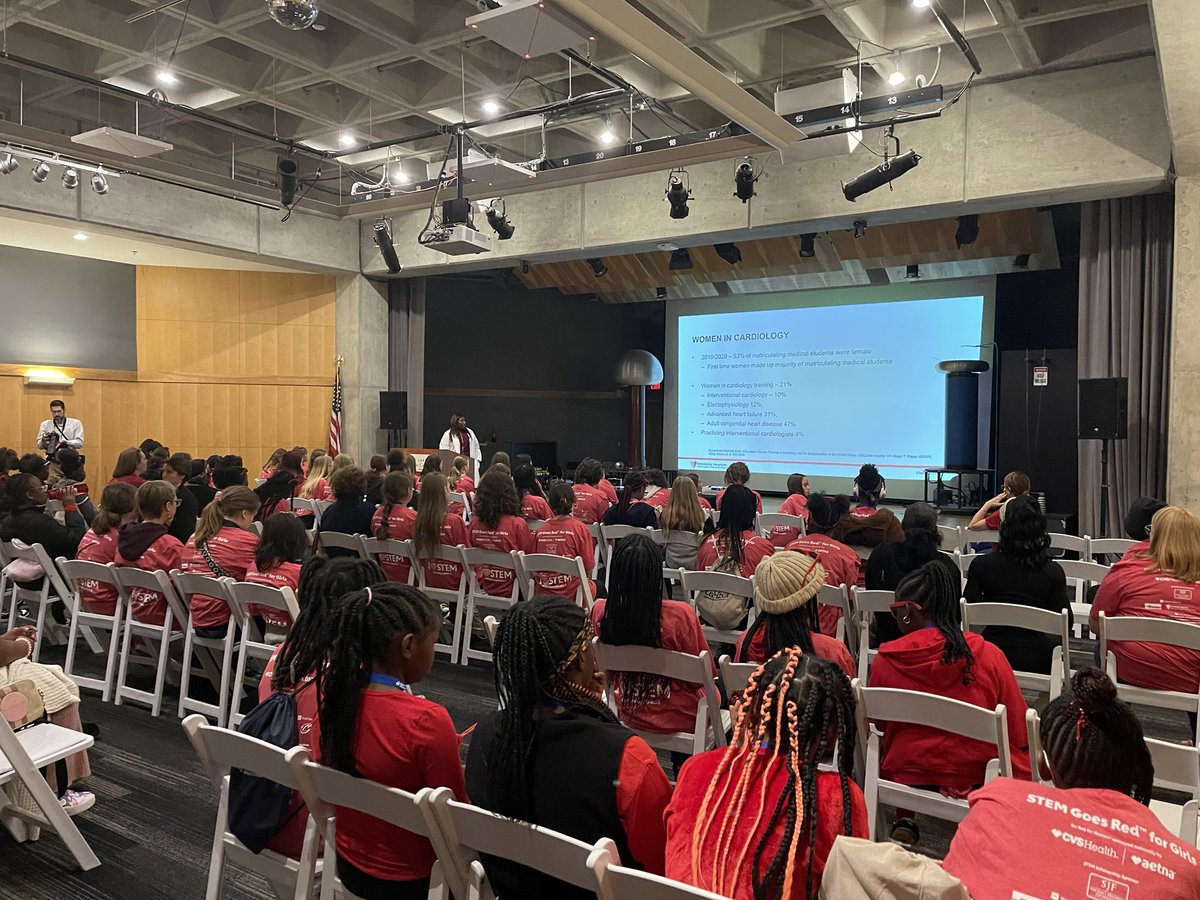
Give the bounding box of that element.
[0,245,137,370]
[423,277,665,470]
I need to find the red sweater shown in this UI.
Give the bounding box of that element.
[533,515,596,601]
[696,530,775,579]
[590,598,712,733]
[370,504,418,583]
[785,534,863,637]
[735,625,855,680]
[666,749,867,899]
[1091,556,1200,693]
[467,514,533,596]
[245,561,301,628]
[869,629,1031,789]
[179,524,258,628]
[76,529,120,616]
[115,532,185,626]
[571,484,609,525]
[945,777,1200,900]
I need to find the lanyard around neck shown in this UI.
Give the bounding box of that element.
[368,672,410,692]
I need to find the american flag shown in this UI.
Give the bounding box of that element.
[328,361,343,455]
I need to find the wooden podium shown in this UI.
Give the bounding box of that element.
[395,448,476,480]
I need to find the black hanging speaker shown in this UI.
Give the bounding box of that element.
[379,391,408,430]
[1078,377,1128,440]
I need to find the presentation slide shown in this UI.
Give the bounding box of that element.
[665,280,993,498]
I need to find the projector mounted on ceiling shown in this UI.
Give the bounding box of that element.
[466,0,596,58]
[427,224,493,256]
[72,126,173,158]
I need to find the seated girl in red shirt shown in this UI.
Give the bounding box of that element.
[641,469,672,511]
[451,455,474,496]
[294,455,334,526]
[532,482,596,602]
[514,462,552,522]
[412,471,468,591]
[370,472,417,583]
[869,560,1031,845]
[768,473,810,547]
[115,480,186,626]
[945,667,1200,899]
[245,512,307,630]
[715,461,763,514]
[683,472,714,510]
[735,552,854,679]
[571,458,611,525]
[831,463,902,548]
[179,486,261,637]
[76,482,137,616]
[317,582,467,899]
[967,470,1030,534]
[666,651,868,899]
[257,448,285,482]
[467,472,533,596]
[785,493,862,637]
[695,485,775,630]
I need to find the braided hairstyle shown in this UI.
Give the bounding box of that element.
[715,484,757,567]
[487,595,616,821]
[270,556,384,692]
[613,470,650,522]
[317,582,442,774]
[1041,666,1153,804]
[691,650,856,900]
[599,534,667,709]
[895,560,974,684]
[738,603,817,663]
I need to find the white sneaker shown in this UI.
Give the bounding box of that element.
[59,789,95,816]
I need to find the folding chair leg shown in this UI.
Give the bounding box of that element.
[115,611,136,709]
[64,615,81,687]
[152,628,174,718]
[178,626,196,720]
[32,599,49,663]
[101,612,123,704]
[0,780,100,870]
[229,643,249,729]
[216,634,235,728]
[205,788,230,900]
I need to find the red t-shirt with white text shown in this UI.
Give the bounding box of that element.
[520,493,553,522]
[767,493,810,547]
[115,533,185,626]
[696,530,775,579]
[532,515,596,601]
[370,504,418,583]
[643,487,671,511]
[180,525,258,628]
[245,560,301,628]
[467,514,533,595]
[76,529,120,616]
[785,534,863,636]
[416,514,469,590]
[571,484,609,525]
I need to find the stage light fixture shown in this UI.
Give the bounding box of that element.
[90,171,108,195]
[1014,253,1030,269]
[486,200,515,240]
[520,260,531,275]
[277,155,299,206]
[714,243,742,265]
[665,170,691,219]
[842,149,921,201]
[156,70,177,86]
[373,216,402,274]
[734,159,757,203]
[853,220,867,240]
[61,167,79,189]
[73,232,87,241]
[906,263,920,279]
[600,118,615,145]
[955,214,980,248]
[588,257,608,278]
[799,233,816,258]
[338,131,356,149]
[30,160,50,183]
[656,286,668,299]
[669,248,692,271]
[912,0,931,6]
[482,99,501,115]
[0,154,17,175]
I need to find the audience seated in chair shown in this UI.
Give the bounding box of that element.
[466,596,673,899]
[572,458,611,525]
[830,464,902,549]
[179,486,260,638]
[49,448,96,525]
[1120,496,1166,559]
[684,472,713,511]
[967,470,1030,533]
[115,481,186,626]
[370,472,417,582]
[735,551,854,679]
[109,447,147,488]
[413,472,467,589]
[603,470,659,529]
[318,466,375,550]
[514,462,552,521]
[944,667,1200,899]
[0,475,87,600]
[659,477,710,572]
[533,483,596,600]
[869,560,1031,845]
[786,492,862,637]
[715,462,763,515]
[294,455,334,527]
[963,496,1070,675]
[254,449,305,522]
[75,482,137,616]
[467,471,533,597]
[695,485,775,630]
[245,512,308,630]
[665,651,867,899]
[365,450,405,507]
[161,453,199,543]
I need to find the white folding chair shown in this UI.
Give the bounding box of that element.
[449,491,472,523]
[291,498,316,515]
[0,717,98,870]
[0,540,13,621]
[717,653,759,697]
[518,552,594,609]
[680,569,756,648]
[227,582,300,727]
[1059,559,1110,638]
[1087,537,1137,562]
[249,521,264,537]
[483,615,500,648]
[586,523,603,580]
[3,541,72,660]
[415,545,468,665]
[57,558,127,701]
[960,600,1071,698]
[425,785,618,900]
[182,715,323,900]
[593,640,728,756]
[1099,612,1200,744]
[964,529,1000,547]
[1026,708,1046,785]
[111,566,187,717]
[597,524,649,591]
[589,842,730,900]
[817,582,856,654]
[460,548,521,665]
[937,524,963,552]
[1146,737,1200,845]
[1048,533,1087,557]
[287,747,456,900]
[312,500,333,520]
[362,537,418,585]
[957,551,985,581]
[855,683,1012,840]
[757,513,806,544]
[171,571,240,725]
[316,531,367,559]
[851,588,895,683]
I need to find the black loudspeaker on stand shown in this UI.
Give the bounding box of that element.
[379,391,408,449]
[1078,377,1128,537]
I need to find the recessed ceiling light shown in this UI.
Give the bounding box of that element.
[888,69,906,86]
[156,70,177,85]
[73,232,88,241]
[338,132,356,148]
[391,166,409,185]
[600,129,615,145]
[311,20,326,31]
[482,99,501,115]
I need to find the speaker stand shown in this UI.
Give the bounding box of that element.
[1099,438,1110,538]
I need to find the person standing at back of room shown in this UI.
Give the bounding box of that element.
[35,399,84,456]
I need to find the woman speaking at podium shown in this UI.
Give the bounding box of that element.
[439,414,482,472]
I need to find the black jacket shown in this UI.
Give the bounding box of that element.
[866,538,962,646]
[0,506,86,562]
[318,500,376,556]
[168,486,199,544]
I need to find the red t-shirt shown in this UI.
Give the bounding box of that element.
[571,484,609,525]
[869,629,1031,790]
[767,494,810,548]
[735,626,855,680]
[245,560,301,629]
[180,525,258,628]
[1091,556,1200,693]
[258,644,320,858]
[591,599,711,732]
[325,689,468,882]
[110,474,145,487]
[983,509,1001,530]
[456,475,476,496]
[76,529,119,616]
[666,750,868,898]
[643,487,671,511]
[715,487,764,514]
[295,478,332,517]
[597,478,619,506]
[696,494,713,511]
[370,504,418,583]
[786,534,863,637]
[520,493,553,522]
[944,777,1200,900]
[533,515,596,601]
[115,533,185,626]
[467,515,533,596]
[416,514,469,590]
[696,530,775,579]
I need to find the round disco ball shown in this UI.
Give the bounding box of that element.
[267,0,318,30]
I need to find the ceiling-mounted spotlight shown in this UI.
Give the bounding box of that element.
[665,169,691,219]
[482,99,501,115]
[373,216,402,274]
[734,158,758,203]
[799,233,816,258]
[955,214,980,248]
[656,286,668,299]
[912,0,931,6]
[714,243,742,265]
[0,154,18,175]
[486,200,515,240]
[600,117,615,145]
[520,260,531,275]
[277,155,299,206]
[669,248,693,271]
[90,171,108,195]
[853,220,867,240]
[156,70,177,86]
[267,0,319,30]
[588,257,607,278]
[1014,253,1030,269]
[906,264,920,279]
[338,131,356,149]
[61,167,79,190]
[842,149,921,201]
[31,160,50,183]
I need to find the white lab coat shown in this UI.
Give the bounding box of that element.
[439,427,482,467]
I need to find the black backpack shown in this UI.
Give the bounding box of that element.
[227,690,300,853]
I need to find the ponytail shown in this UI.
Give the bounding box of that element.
[194,485,260,547]
[92,482,137,535]
[375,472,414,540]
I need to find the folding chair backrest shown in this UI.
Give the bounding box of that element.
[115,565,189,623]
[851,588,895,682]
[449,492,471,514]
[1147,737,1200,797]
[1100,613,1200,653]
[291,498,315,515]
[968,530,1000,545]
[589,844,730,900]
[1058,559,1111,585]
[484,615,500,647]
[316,531,367,558]
[172,570,241,617]
[7,541,70,600]
[287,747,433,835]
[182,713,300,789]
[57,557,122,593]
[680,569,754,599]
[461,547,520,599]
[718,654,759,697]
[937,524,963,552]
[526,519,546,532]
[960,600,1069,637]
[757,513,806,541]
[1048,533,1087,555]
[1026,708,1046,784]
[958,551,985,578]
[413,544,467,590]
[1088,537,1136,560]
[229,581,300,623]
[362,536,419,583]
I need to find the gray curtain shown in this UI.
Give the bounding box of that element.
[1078,194,1173,537]
[389,277,426,446]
